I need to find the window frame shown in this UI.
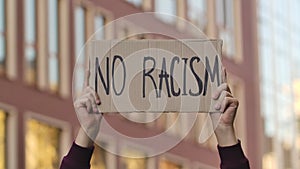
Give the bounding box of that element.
[24,111,71,167]
[0,103,18,169]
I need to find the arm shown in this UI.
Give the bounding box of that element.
[60,68,102,169]
[212,69,250,169]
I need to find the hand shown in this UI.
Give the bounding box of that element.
[212,68,239,146]
[74,65,102,148]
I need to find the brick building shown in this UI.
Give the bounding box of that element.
[0,0,262,168]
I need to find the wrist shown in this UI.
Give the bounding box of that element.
[214,125,238,147]
[75,128,94,148]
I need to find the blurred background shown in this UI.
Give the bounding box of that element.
[0,0,299,169]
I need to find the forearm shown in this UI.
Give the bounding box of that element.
[215,126,250,169]
[75,127,95,148]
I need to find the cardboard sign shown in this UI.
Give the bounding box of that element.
[87,40,223,113]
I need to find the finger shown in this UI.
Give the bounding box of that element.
[86,93,98,113]
[221,68,232,93]
[84,60,90,87]
[85,99,92,113]
[74,97,88,108]
[75,97,92,112]
[212,83,229,100]
[85,87,101,105]
[214,91,232,110]
[221,67,227,83]
[220,97,239,113]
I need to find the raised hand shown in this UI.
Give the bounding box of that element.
[74,64,102,147]
[213,68,238,146]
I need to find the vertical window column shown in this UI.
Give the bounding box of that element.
[36,0,48,90]
[0,110,7,169]
[58,0,70,98]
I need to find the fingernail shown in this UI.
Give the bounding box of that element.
[215,103,221,110]
[212,93,217,100]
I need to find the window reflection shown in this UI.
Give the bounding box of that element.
[74,6,86,95]
[48,0,59,92]
[94,14,105,40]
[126,0,143,7]
[0,0,6,76]
[155,0,177,24]
[25,119,61,169]
[187,0,207,30]
[24,0,37,85]
[0,110,6,169]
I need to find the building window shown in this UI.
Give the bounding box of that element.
[294,80,300,115]
[0,0,6,76]
[155,0,177,24]
[24,0,37,85]
[0,110,7,169]
[74,6,86,95]
[94,14,105,40]
[126,0,143,7]
[187,0,207,30]
[48,0,60,92]
[25,118,61,169]
[159,158,182,169]
[120,148,147,169]
[215,0,236,57]
[91,143,108,169]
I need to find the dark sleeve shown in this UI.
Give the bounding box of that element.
[217,140,250,169]
[60,142,94,169]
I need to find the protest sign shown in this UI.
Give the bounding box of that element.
[86,39,223,113]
